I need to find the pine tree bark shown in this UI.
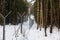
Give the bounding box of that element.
[45,0,48,36]
[39,0,41,31]
[58,0,60,31]
[59,0,60,29]
[36,0,39,29]
[50,0,54,33]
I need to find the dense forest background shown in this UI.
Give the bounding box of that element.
[0,0,28,25]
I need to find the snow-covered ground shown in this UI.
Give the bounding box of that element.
[0,21,60,40]
[0,15,60,40]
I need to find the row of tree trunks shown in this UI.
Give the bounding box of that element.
[36,0,60,36]
[36,0,48,36]
[53,0,60,31]
[36,0,43,30]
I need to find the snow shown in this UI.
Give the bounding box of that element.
[27,0,32,2]
[0,16,60,40]
[0,26,3,40]
[30,15,34,19]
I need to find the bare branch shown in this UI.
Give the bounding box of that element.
[17,12,25,17]
[5,11,12,18]
[17,12,21,17]
[0,11,12,18]
[0,13,4,18]
[21,12,25,16]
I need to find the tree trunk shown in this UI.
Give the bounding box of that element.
[36,0,39,29]
[2,0,6,40]
[39,0,41,31]
[43,0,48,36]
[58,0,60,31]
[59,0,60,29]
[45,0,48,36]
[50,0,54,33]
